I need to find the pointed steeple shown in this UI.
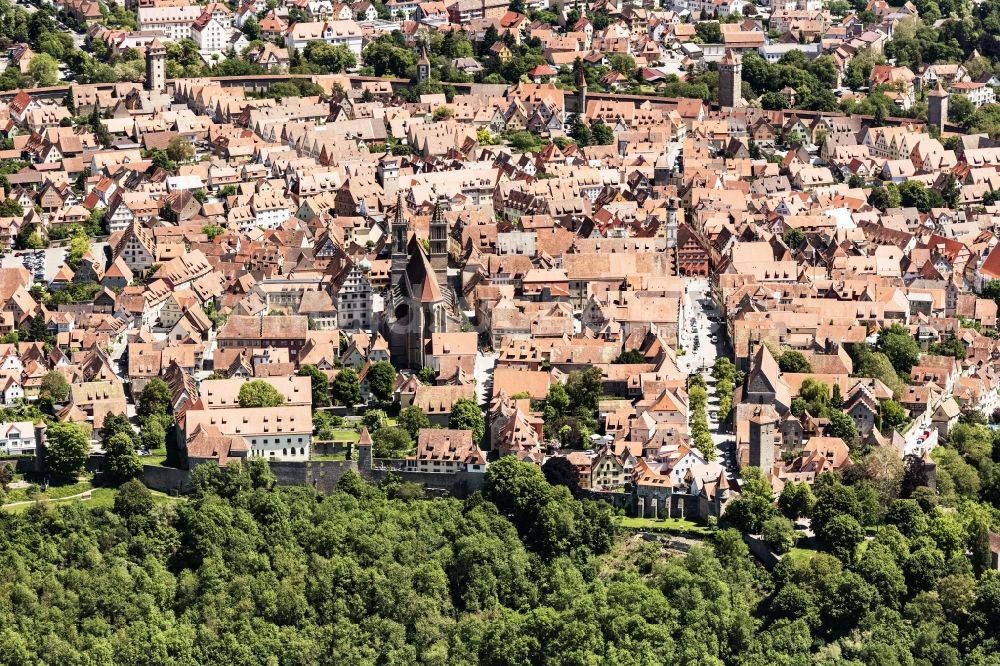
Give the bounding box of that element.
[417,47,431,82]
[392,189,407,254]
[428,192,449,280]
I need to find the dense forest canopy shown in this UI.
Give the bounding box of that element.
[0,456,998,665]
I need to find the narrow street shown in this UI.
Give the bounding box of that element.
[682,278,737,477]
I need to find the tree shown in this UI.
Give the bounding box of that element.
[608,53,636,77]
[864,446,903,508]
[778,480,815,520]
[783,228,804,248]
[778,350,812,373]
[541,456,580,497]
[899,453,929,499]
[104,431,142,484]
[66,232,91,270]
[40,371,69,403]
[113,479,154,518]
[361,35,415,77]
[545,383,570,415]
[694,20,722,43]
[362,409,386,433]
[432,106,454,121]
[879,399,908,434]
[762,516,796,554]
[311,410,342,440]
[856,542,907,607]
[0,462,13,492]
[166,136,195,163]
[100,412,134,448]
[566,367,603,412]
[812,475,864,536]
[591,122,614,145]
[613,349,645,364]
[828,411,859,448]
[202,224,225,241]
[723,466,776,533]
[137,377,172,418]
[28,53,58,86]
[761,91,790,110]
[397,405,430,439]
[483,456,615,559]
[0,199,23,217]
[948,422,993,466]
[868,184,902,211]
[569,114,592,146]
[821,513,865,564]
[331,367,361,408]
[878,324,921,376]
[968,506,993,576]
[371,425,412,458]
[45,422,90,481]
[297,365,331,408]
[948,93,975,127]
[140,418,166,452]
[928,335,966,360]
[241,15,261,40]
[417,366,436,385]
[238,380,286,408]
[304,42,356,72]
[367,360,396,403]
[853,346,906,398]
[449,399,485,442]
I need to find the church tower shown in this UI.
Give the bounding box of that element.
[390,190,408,288]
[377,156,399,199]
[428,195,449,285]
[928,80,948,135]
[392,190,407,255]
[719,49,742,109]
[417,48,431,83]
[145,38,166,95]
[577,67,588,114]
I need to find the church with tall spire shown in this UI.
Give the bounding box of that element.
[381,191,461,369]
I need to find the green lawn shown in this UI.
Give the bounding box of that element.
[3,484,184,513]
[329,429,360,442]
[784,547,817,563]
[311,452,349,462]
[85,488,117,509]
[617,516,713,536]
[4,479,93,504]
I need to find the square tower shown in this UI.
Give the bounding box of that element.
[719,49,742,109]
[145,38,166,95]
